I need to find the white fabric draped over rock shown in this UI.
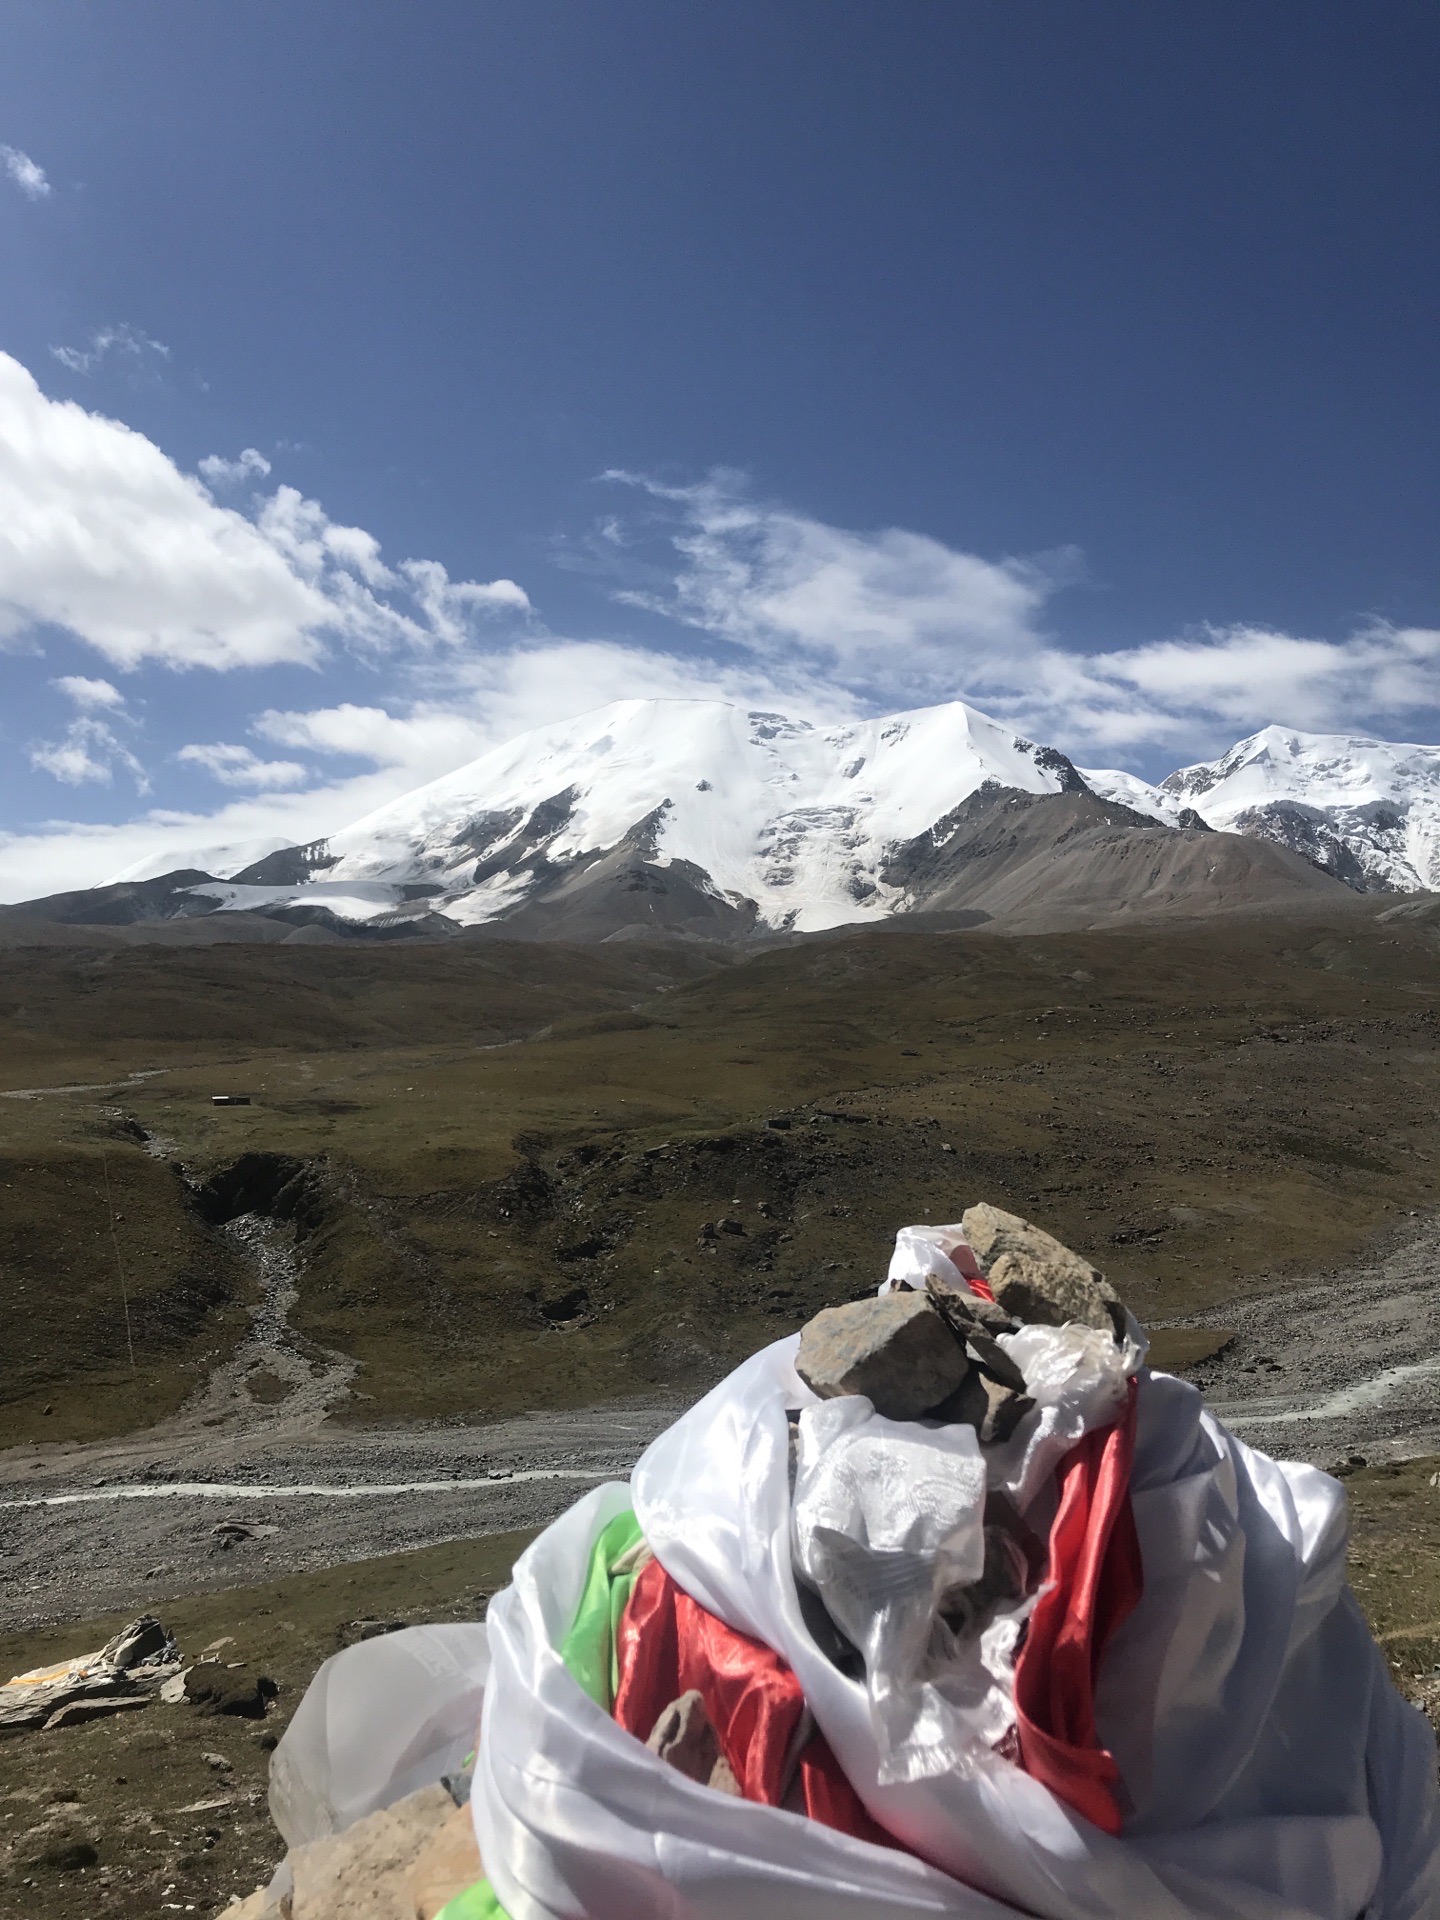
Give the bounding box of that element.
[473,1338,1440,1919]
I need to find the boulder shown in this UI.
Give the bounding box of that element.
[961,1203,1124,1337]
[797,1293,969,1421]
[407,1799,485,1920]
[928,1368,1034,1445]
[922,1269,1018,1339]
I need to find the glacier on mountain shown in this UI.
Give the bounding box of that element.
[1084,726,1440,893]
[176,698,1086,933]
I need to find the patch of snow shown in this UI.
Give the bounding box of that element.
[109,835,296,884]
[184,880,413,922]
[1078,769,1188,826]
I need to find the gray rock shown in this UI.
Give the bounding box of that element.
[962,1203,1125,1338]
[647,1690,742,1796]
[928,1368,1035,1445]
[923,1269,1019,1338]
[963,1330,1029,1395]
[100,1615,171,1669]
[797,1293,969,1421]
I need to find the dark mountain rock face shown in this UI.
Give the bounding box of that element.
[881,786,1353,930]
[1223,801,1397,893]
[230,841,338,887]
[0,870,223,927]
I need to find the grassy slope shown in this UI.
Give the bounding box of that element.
[3,913,1439,1437]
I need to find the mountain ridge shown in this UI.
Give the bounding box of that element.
[7,697,1429,941]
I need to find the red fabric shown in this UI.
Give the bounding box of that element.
[967,1274,997,1303]
[1013,1379,1143,1834]
[614,1555,897,1848]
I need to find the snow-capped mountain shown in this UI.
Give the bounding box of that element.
[73,702,1440,944]
[1084,727,1440,893]
[175,698,1089,934]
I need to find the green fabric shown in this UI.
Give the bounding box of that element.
[557,1504,645,1711]
[435,1877,508,1920]
[451,1504,645,1920]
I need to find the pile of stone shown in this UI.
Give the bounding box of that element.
[796,1202,1124,1440]
[0,1615,182,1732]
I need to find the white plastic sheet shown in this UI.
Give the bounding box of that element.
[269,1623,490,1847]
[792,1398,1015,1784]
[474,1333,1440,1918]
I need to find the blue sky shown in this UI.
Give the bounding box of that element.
[1,2,1438,896]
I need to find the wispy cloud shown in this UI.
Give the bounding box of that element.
[1,144,49,200]
[597,470,1440,755]
[30,716,148,791]
[605,469,1067,703]
[53,673,125,711]
[176,741,307,790]
[50,323,170,377]
[1089,623,1440,738]
[199,448,272,487]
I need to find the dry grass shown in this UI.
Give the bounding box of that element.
[3,913,1440,1437]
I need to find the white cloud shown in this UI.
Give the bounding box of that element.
[1090,623,1440,737]
[50,323,170,377]
[30,716,148,791]
[198,447,272,487]
[0,351,531,674]
[606,470,1062,706]
[252,488,531,650]
[1,144,49,200]
[400,559,531,642]
[0,784,394,899]
[53,673,124,711]
[0,353,331,670]
[254,701,491,770]
[176,742,308,790]
[600,472,1440,757]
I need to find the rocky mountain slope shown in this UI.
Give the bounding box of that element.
[1084,726,1440,893]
